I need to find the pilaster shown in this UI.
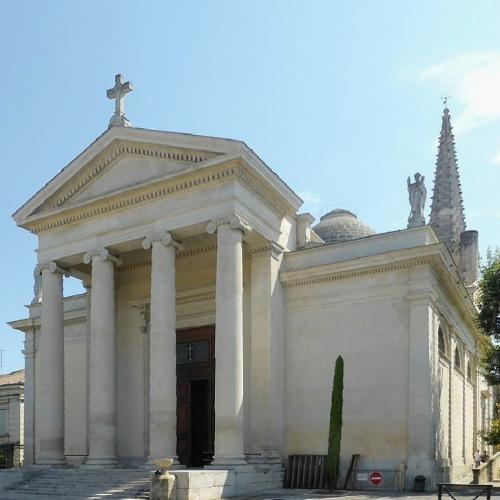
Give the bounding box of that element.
[405,290,438,490]
[248,242,284,462]
[23,329,36,466]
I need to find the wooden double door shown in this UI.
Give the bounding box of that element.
[176,325,215,467]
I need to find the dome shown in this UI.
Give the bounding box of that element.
[313,209,376,244]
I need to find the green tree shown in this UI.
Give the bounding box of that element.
[479,337,500,385]
[477,248,500,446]
[326,355,344,490]
[478,407,500,446]
[476,247,500,340]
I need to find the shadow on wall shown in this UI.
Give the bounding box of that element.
[434,361,450,486]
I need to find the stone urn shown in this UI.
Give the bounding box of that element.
[151,458,176,500]
[154,458,174,474]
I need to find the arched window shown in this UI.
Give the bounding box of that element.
[454,347,462,371]
[438,328,446,356]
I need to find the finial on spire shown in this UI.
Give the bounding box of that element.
[441,94,451,109]
[106,74,133,128]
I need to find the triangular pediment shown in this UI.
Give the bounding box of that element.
[34,139,221,213]
[14,127,242,223]
[13,126,303,231]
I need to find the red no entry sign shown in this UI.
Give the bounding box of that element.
[369,471,383,486]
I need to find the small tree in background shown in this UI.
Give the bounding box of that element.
[477,248,500,340]
[477,248,500,446]
[326,355,344,490]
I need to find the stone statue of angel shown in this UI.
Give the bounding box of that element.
[407,172,426,228]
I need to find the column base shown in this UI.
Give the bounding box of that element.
[82,457,119,469]
[246,449,281,464]
[207,455,248,468]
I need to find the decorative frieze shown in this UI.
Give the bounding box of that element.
[281,257,434,288]
[118,244,217,272]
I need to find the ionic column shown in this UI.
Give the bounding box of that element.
[38,261,66,465]
[207,214,251,465]
[142,232,183,464]
[83,247,122,467]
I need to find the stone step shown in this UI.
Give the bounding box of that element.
[14,485,148,488]
[6,468,151,499]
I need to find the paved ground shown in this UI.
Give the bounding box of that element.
[248,491,435,500]
[0,494,439,500]
[0,491,437,500]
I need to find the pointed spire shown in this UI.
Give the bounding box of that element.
[429,107,466,256]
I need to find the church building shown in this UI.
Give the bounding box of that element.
[9,75,491,496]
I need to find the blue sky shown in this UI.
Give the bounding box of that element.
[1,1,500,372]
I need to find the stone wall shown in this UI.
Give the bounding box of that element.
[283,268,411,480]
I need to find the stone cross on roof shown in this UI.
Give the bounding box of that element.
[106,74,133,128]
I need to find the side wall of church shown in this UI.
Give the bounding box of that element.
[435,302,485,484]
[283,269,411,477]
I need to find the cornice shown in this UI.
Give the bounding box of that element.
[10,313,87,333]
[23,161,290,234]
[119,244,217,272]
[281,256,434,288]
[282,244,480,338]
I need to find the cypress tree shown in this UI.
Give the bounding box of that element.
[326,355,344,490]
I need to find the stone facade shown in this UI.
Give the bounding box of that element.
[7,86,489,495]
[0,370,24,468]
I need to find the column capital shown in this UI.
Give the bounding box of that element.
[207,214,252,236]
[37,261,69,276]
[141,232,184,251]
[83,247,122,266]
